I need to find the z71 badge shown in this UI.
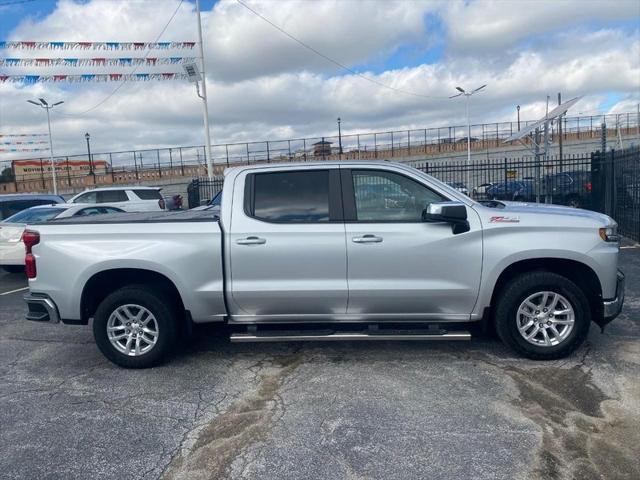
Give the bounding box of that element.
[489,216,520,223]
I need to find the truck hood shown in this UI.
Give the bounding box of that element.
[478,201,614,227]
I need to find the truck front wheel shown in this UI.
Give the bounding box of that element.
[495,272,591,360]
[93,285,178,368]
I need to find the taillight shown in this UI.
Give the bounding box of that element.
[585,182,592,192]
[22,230,40,279]
[158,198,166,210]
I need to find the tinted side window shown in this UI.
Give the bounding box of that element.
[74,192,97,203]
[133,189,162,200]
[251,170,330,222]
[5,207,65,223]
[352,170,444,222]
[97,190,128,202]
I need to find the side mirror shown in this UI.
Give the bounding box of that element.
[422,202,470,234]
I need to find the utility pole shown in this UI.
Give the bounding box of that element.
[517,105,520,131]
[557,93,563,166]
[85,132,94,179]
[337,117,343,155]
[27,98,63,195]
[196,0,213,179]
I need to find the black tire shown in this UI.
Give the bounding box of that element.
[565,195,582,209]
[495,272,591,360]
[93,285,178,368]
[2,265,24,274]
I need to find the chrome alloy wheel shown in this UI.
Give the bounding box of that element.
[516,291,575,347]
[107,304,159,356]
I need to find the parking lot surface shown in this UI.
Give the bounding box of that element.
[0,247,638,480]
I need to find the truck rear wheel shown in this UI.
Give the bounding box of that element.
[494,272,591,360]
[93,285,178,368]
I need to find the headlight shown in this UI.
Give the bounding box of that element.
[599,226,619,242]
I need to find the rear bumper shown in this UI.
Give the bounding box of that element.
[24,292,60,324]
[600,271,625,326]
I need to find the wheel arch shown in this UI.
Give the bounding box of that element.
[80,268,186,323]
[489,257,603,322]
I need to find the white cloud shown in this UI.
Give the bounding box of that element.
[0,0,639,164]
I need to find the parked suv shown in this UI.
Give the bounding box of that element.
[70,186,165,211]
[541,170,592,209]
[0,194,65,221]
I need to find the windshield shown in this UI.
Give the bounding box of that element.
[4,207,65,223]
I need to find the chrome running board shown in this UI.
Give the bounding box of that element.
[230,330,471,343]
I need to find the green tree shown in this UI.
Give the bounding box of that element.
[0,167,15,183]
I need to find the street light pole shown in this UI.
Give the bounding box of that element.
[195,0,213,180]
[28,98,63,195]
[85,132,94,179]
[337,117,343,155]
[450,85,486,191]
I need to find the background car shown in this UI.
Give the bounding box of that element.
[0,204,124,273]
[0,194,65,221]
[69,186,165,212]
[486,180,536,202]
[540,170,592,208]
[445,182,470,196]
[472,182,494,200]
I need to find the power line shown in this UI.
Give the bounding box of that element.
[235,0,448,100]
[61,0,185,116]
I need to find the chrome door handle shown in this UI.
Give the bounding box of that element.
[236,236,266,245]
[352,234,383,244]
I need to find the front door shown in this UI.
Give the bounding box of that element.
[343,168,482,320]
[227,167,348,320]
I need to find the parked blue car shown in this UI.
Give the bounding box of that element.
[486,180,536,202]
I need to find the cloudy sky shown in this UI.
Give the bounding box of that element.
[0,0,638,162]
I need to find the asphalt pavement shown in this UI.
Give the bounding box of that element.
[0,248,638,480]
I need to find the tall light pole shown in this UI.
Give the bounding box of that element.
[450,85,486,190]
[337,117,343,155]
[27,98,63,195]
[196,0,213,179]
[85,133,94,180]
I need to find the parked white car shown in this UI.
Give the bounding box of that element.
[0,203,124,272]
[69,186,165,212]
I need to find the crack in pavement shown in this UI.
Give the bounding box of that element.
[160,352,304,480]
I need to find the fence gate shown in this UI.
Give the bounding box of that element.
[187,177,225,209]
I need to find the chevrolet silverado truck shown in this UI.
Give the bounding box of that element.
[23,161,625,368]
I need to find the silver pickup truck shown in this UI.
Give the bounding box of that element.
[24,161,625,368]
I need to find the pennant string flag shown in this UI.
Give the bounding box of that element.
[0,41,196,50]
[0,57,198,67]
[0,133,49,138]
[0,73,189,83]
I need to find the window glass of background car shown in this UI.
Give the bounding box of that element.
[2,200,54,219]
[97,190,128,202]
[352,170,444,222]
[252,170,330,222]
[133,189,162,200]
[74,191,97,203]
[4,207,64,223]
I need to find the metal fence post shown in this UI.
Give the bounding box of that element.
[157,150,162,177]
[391,131,394,157]
[179,147,184,176]
[133,151,139,180]
[374,133,377,158]
[407,130,410,155]
[66,157,71,186]
[246,143,250,165]
[266,141,270,163]
[110,153,114,182]
[225,144,229,167]
[40,158,45,190]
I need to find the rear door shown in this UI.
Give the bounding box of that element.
[342,167,482,320]
[227,167,348,320]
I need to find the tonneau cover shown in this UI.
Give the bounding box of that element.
[38,209,219,225]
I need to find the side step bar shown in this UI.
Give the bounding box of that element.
[230,330,471,343]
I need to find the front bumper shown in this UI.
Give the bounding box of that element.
[24,292,60,323]
[598,271,625,328]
